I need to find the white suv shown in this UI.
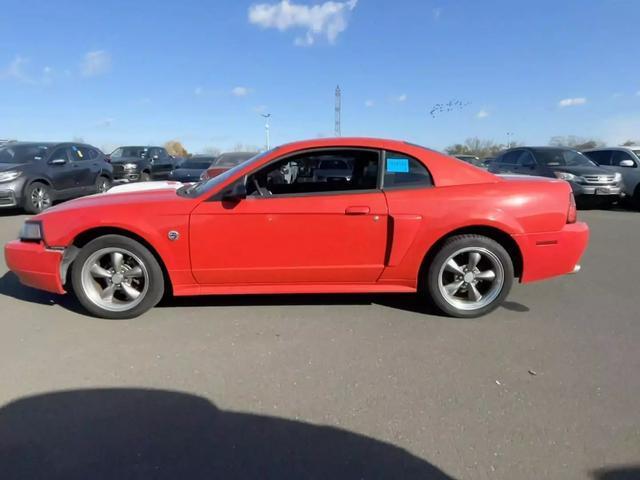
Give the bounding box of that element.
[584,147,640,209]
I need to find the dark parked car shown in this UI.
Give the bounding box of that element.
[584,147,640,209]
[489,146,622,205]
[200,152,259,180]
[168,156,216,183]
[109,146,174,183]
[0,142,113,213]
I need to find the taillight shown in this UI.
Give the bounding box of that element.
[567,193,577,224]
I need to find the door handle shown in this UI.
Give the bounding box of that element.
[345,206,370,215]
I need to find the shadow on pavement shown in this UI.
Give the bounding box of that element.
[0,388,454,479]
[0,271,86,315]
[591,466,640,480]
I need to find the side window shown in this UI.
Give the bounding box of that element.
[383,151,432,189]
[87,148,100,160]
[501,150,521,165]
[71,145,91,161]
[158,148,170,160]
[611,150,635,167]
[517,151,536,168]
[247,149,379,196]
[49,147,69,163]
[585,150,612,166]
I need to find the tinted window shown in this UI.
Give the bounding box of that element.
[383,152,432,189]
[71,145,91,161]
[88,148,100,160]
[584,150,612,165]
[0,145,50,164]
[611,150,636,166]
[517,151,536,167]
[247,149,379,196]
[531,149,596,167]
[180,160,212,170]
[111,147,148,159]
[49,147,69,163]
[501,150,521,165]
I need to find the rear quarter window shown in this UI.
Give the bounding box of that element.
[383,151,432,189]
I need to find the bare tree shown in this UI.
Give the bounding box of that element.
[232,142,259,152]
[445,137,510,158]
[549,135,604,151]
[622,140,638,147]
[202,147,221,156]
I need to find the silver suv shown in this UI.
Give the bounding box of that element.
[584,147,640,208]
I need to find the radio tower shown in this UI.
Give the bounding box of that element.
[335,85,341,137]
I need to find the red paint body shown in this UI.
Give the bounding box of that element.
[4,138,589,298]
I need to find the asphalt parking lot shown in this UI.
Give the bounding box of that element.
[0,208,638,479]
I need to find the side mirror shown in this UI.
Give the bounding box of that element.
[221,181,247,201]
[49,158,67,165]
[619,159,635,167]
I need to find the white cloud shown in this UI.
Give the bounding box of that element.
[393,93,407,103]
[433,7,442,19]
[0,55,34,84]
[231,86,251,96]
[636,90,640,97]
[96,117,115,128]
[194,86,204,95]
[364,99,374,107]
[476,109,489,119]
[81,50,111,77]
[254,104,268,113]
[558,97,587,108]
[248,0,358,46]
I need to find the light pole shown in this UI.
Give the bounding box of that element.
[261,113,271,151]
[507,132,514,148]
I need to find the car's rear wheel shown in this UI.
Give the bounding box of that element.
[71,235,164,319]
[425,235,514,318]
[24,182,53,214]
[96,175,111,193]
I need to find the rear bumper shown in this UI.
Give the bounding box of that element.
[4,240,65,294]
[514,222,589,283]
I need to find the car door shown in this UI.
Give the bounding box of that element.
[69,145,96,192]
[46,146,77,194]
[609,150,640,193]
[189,148,389,285]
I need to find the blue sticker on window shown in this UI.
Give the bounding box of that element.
[386,158,410,173]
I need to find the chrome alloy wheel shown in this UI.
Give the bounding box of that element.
[31,186,51,211]
[97,178,110,193]
[437,247,505,311]
[80,247,149,312]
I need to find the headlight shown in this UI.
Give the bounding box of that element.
[553,171,577,181]
[0,171,21,183]
[19,221,43,241]
[614,172,622,182]
[123,163,138,170]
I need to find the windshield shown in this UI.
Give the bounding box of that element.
[318,159,349,169]
[178,150,273,198]
[111,147,148,159]
[532,149,597,167]
[179,160,212,170]
[0,145,49,164]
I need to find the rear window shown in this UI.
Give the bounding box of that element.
[0,145,49,163]
[383,151,432,189]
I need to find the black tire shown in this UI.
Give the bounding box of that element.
[71,235,165,319]
[140,171,151,182]
[96,175,111,194]
[23,181,53,214]
[424,234,514,318]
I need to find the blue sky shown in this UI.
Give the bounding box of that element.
[1,0,639,153]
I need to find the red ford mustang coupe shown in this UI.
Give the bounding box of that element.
[4,138,589,319]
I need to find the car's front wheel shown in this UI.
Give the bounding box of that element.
[24,181,53,214]
[425,234,514,318]
[71,235,165,319]
[96,175,111,194]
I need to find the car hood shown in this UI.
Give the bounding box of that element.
[547,165,607,176]
[0,163,25,171]
[36,187,194,219]
[107,181,183,195]
[170,168,204,177]
[110,157,143,164]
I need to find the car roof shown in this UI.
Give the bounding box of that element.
[1,142,59,148]
[583,146,639,152]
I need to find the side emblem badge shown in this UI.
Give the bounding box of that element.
[168,230,180,241]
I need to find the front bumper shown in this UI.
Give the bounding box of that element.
[0,177,27,208]
[4,240,65,294]
[569,182,622,197]
[514,222,589,283]
[113,172,140,183]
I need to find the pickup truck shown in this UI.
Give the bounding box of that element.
[108,146,175,183]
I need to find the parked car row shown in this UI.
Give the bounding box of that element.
[452,145,638,209]
[0,141,259,213]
